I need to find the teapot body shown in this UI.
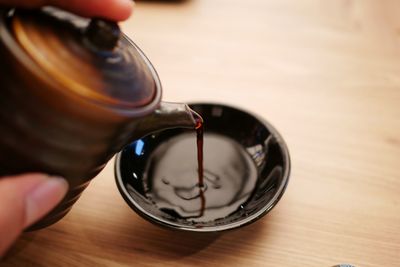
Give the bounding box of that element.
[0,9,162,229]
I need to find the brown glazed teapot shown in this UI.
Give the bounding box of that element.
[0,7,197,230]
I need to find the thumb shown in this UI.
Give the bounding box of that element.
[0,174,68,257]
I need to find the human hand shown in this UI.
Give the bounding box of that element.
[0,174,68,257]
[0,0,134,21]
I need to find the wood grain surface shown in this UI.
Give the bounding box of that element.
[2,0,400,266]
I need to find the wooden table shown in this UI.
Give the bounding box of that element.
[3,0,400,266]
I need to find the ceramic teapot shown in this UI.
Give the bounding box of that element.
[0,7,198,230]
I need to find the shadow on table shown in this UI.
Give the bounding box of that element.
[107,212,272,261]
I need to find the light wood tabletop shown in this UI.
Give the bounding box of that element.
[2,0,400,266]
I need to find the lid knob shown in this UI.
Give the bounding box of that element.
[85,19,121,51]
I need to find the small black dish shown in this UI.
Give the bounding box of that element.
[115,103,290,232]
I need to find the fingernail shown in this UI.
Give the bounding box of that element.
[25,176,69,228]
[117,0,135,9]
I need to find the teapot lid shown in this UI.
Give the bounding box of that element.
[10,8,157,109]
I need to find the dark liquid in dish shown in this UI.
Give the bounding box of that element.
[144,129,258,222]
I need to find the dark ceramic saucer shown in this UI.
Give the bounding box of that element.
[115,103,290,232]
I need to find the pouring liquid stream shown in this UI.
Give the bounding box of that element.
[193,111,206,217]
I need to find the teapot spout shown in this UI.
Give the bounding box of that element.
[128,102,198,142]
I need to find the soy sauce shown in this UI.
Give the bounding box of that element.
[194,113,206,217]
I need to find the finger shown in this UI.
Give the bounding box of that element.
[49,0,134,21]
[0,174,68,257]
[0,0,134,21]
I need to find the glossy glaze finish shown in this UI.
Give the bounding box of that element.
[0,8,197,230]
[115,103,291,232]
[13,8,156,108]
